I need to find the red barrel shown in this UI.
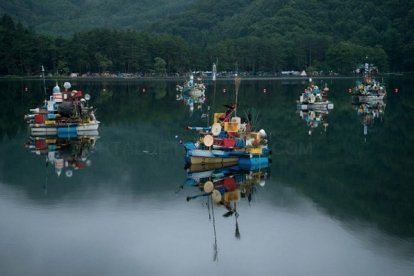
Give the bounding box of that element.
[34,114,44,124]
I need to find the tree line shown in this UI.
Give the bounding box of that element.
[0,13,409,77]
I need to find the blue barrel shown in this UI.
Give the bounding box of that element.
[58,127,77,138]
[239,157,269,171]
[234,174,245,183]
[48,144,57,151]
[218,131,228,138]
[235,138,245,147]
[47,113,57,119]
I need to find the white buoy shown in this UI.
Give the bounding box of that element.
[203,135,214,147]
[204,181,214,193]
[63,82,71,90]
[259,129,267,137]
[211,190,222,204]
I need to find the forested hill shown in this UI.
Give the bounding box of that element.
[151,0,413,70]
[0,0,195,35]
[157,0,411,44]
[1,0,413,75]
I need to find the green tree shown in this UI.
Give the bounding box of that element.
[326,42,362,73]
[403,42,414,71]
[95,52,112,73]
[154,57,166,76]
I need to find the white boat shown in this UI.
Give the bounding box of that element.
[25,81,99,136]
[176,74,206,99]
[350,62,387,99]
[297,80,332,110]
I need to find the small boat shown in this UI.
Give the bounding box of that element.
[176,74,206,99]
[297,80,334,110]
[184,105,271,165]
[350,81,386,101]
[349,62,387,100]
[25,82,100,136]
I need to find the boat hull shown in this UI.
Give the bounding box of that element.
[297,102,334,110]
[238,156,269,171]
[29,121,100,136]
[355,95,385,102]
[190,156,239,165]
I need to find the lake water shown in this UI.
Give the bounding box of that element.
[0,77,414,276]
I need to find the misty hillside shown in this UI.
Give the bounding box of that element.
[0,0,195,35]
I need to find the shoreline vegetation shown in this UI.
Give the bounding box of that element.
[0,72,407,82]
[2,6,413,79]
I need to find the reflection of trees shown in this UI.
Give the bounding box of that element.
[0,81,41,140]
[219,80,414,239]
[154,81,167,100]
[277,95,413,238]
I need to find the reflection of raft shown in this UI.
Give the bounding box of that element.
[184,163,270,203]
[25,133,99,177]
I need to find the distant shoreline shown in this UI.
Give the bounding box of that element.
[0,73,408,82]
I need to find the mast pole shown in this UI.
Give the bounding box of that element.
[42,65,47,104]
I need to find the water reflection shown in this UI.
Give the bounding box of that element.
[25,133,99,178]
[298,110,330,135]
[296,80,334,135]
[180,163,269,261]
[176,74,207,116]
[1,78,414,275]
[352,98,386,137]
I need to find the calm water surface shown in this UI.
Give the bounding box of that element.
[0,77,414,276]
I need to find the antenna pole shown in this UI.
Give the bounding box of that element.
[212,60,218,119]
[235,75,241,117]
[42,65,47,104]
